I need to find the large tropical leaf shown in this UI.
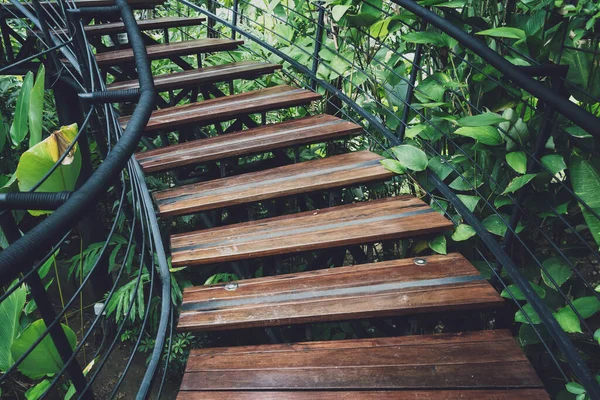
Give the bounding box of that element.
[570,155,600,249]
[0,283,26,372]
[28,64,45,147]
[16,124,81,214]
[10,319,77,379]
[10,72,34,146]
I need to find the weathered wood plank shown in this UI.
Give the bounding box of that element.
[170,196,454,266]
[155,151,394,217]
[135,115,360,173]
[177,390,550,400]
[119,85,321,133]
[177,253,503,331]
[108,61,280,92]
[179,330,543,391]
[95,38,243,66]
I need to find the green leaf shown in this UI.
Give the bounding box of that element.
[451,224,475,241]
[566,382,586,395]
[572,296,600,319]
[499,109,530,151]
[515,303,541,324]
[449,169,483,191]
[554,307,582,334]
[502,173,537,194]
[541,257,573,289]
[391,145,428,171]
[456,194,480,212]
[331,5,350,21]
[402,31,445,46]
[566,125,592,139]
[0,283,26,372]
[16,124,81,209]
[494,196,513,209]
[506,151,527,174]
[594,328,600,345]
[429,235,447,254]
[456,112,507,127]
[11,319,77,379]
[29,64,45,148]
[380,159,405,174]
[570,156,600,249]
[541,154,567,175]
[428,156,453,180]
[482,213,524,236]
[10,72,34,146]
[455,126,503,145]
[476,27,526,39]
[501,283,546,301]
[25,379,51,400]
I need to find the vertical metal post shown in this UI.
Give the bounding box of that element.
[231,0,239,40]
[207,0,217,38]
[396,43,423,141]
[311,1,325,91]
[0,211,92,399]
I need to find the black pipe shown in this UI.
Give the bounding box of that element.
[0,191,71,210]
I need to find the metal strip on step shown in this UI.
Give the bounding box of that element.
[173,207,435,252]
[180,274,485,312]
[157,158,384,205]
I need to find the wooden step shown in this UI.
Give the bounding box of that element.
[177,253,503,331]
[108,61,281,92]
[120,85,322,133]
[53,17,206,37]
[155,151,393,217]
[178,391,548,400]
[135,115,360,173]
[170,196,454,267]
[94,38,243,67]
[177,330,548,398]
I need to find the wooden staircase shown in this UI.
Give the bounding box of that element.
[88,13,549,399]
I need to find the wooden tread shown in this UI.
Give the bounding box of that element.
[135,115,360,173]
[94,38,243,67]
[120,85,322,133]
[107,61,281,92]
[53,17,206,37]
[177,253,503,331]
[155,151,394,217]
[177,330,547,398]
[170,196,454,267]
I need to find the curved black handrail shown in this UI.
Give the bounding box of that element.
[0,0,170,398]
[0,0,155,287]
[175,0,600,396]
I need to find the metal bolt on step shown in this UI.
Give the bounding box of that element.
[224,282,239,291]
[413,258,427,266]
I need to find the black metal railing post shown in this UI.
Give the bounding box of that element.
[231,0,239,40]
[0,211,92,399]
[311,0,325,91]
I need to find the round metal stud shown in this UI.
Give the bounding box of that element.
[413,257,427,266]
[224,282,239,291]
